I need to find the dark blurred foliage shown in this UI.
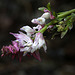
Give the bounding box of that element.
[0,0,75,75]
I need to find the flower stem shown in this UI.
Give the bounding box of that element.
[39,20,57,33]
[57,9,75,18]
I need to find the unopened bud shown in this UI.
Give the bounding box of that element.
[59,21,64,25]
[56,25,64,32]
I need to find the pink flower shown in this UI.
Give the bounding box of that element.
[12,41,19,51]
[1,25,47,61]
[41,12,50,19]
[1,41,19,56]
[31,17,45,25]
[1,45,13,56]
[44,9,55,19]
[20,26,35,37]
[33,25,43,31]
[10,32,33,47]
[10,32,33,56]
[31,32,47,53]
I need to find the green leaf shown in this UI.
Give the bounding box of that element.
[67,19,73,30]
[51,33,57,39]
[47,2,51,11]
[71,13,75,22]
[51,33,59,39]
[71,13,75,17]
[61,30,68,39]
[69,25,73,30]
[64,15,74,30]
[38,7,47,11]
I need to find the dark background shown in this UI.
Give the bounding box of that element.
[0,0,75,75]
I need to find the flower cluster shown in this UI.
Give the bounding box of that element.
[1,2,75,61]
[1,8,55,61]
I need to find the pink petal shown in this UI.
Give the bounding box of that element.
[32,51,41,61]
[12,41,19,51]
[44,9,55,19]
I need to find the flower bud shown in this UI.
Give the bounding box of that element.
[56,25,64,32]
[59,21,64,25]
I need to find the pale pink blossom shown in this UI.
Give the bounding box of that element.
[10,32,33,56]
[31,32,47,53]
[41,12,50,19]
[10,32,33,47]
[12,41,19,51]
[1,41,19,57]
[33,25,42,31]
[44,9,55,19]
[20,26,35,37]
[31,17,45,25]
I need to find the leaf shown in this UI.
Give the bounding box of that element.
[64,15,74,30]
[67,19,73,30]
[61,30,68,39]
[47,2,51,11]
[69,25,73,30]
[51,33,59,39]
[71,13,75,22]
[71,13,75,17]
[38,7,47,11]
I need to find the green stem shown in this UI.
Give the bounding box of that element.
[37,9,75,33]
[38,20,57,33]
[57,9,75,18]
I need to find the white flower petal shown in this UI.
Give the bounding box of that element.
[20,47,31,52]
[33,25,42,31]
[20,26,35,37]
[10,32,33,47]
[37,17,45,25]
[43,44,47,53]
[31,17,45,25]
[31,32,47,53]
[41,12,50,19]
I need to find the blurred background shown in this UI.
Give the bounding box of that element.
[0,0,75,75]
